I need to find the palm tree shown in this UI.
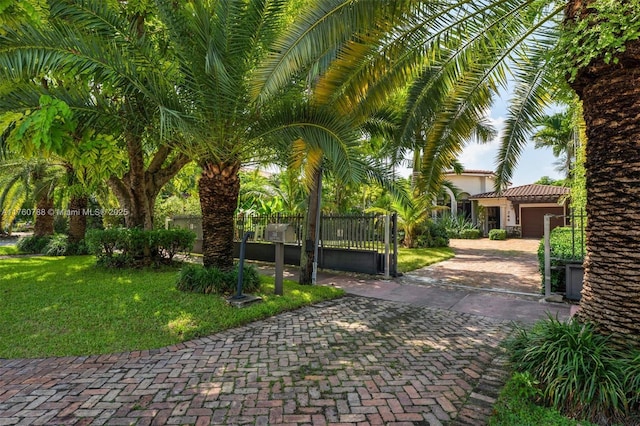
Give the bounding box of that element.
[0,158,64,237]
[532,110,576,179]
[563,0,640,344]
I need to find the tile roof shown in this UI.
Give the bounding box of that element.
[470,184,570,200]
[444,169,496,176]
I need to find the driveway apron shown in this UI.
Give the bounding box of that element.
[0,239,570,426]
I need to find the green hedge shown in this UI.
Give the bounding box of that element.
[489,229,507,240]
[537,227,585,293]
[85,228,196,267]
[458,228,481,239]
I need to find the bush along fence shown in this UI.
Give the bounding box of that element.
[85,228,196,267]
[539,209,586,299]
[170,213,398,276]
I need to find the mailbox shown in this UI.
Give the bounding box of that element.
[265,223,296,243]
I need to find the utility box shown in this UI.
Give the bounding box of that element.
[265,223,296,244]
[565,263,584,301]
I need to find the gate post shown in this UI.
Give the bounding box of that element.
[544,214,552,297]
[384,214,390,279]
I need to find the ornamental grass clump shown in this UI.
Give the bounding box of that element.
[176,263,261,295]
[505,315,640,425]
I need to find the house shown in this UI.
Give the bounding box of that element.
[443,170,570,238]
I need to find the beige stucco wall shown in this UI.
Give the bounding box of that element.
[445,174,497,196]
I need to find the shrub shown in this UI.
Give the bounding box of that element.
[16,235,52,254]
[86,228,196,268]
[43,234,70,256]
[490,372,596,426]
[537,227,586,293]
[488,229,507,240]
[415,220,449,248]
[504,316,639,424]
[176,263,261,295]
[152,228,196,261]
[438,214,478,238]
[458,228,481,239]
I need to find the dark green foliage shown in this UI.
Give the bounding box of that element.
[151,229,196,261]
[16,235,52,253]
[537,227,585,292]
[504,316,640,424]
[458,228,481,239]
[490,372,598,426]
[85,228,196,268]
[438,214,480,239]
[42,234,70,256]
[15,234,88,256]
[176,264,261,295]
[489,229,507,240]
[415,220,449,248]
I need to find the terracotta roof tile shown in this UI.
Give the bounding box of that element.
[471,184,570,199]
[445,169,496,176]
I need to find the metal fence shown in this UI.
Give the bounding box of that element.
[565,209,586,261]
[234,213,394,253]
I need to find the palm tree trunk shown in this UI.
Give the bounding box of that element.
[33,195,54,237]
[198,160,240,271]
[68,195,88,243]
[299,167,322,284]
[567,2,640,345]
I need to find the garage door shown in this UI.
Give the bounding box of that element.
[521,207,564,238]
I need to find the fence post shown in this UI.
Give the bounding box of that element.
[384,214,390,279]
[392,213,398,277]
[544,214,552,297]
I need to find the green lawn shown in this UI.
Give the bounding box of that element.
[397,247,455,272]
[0,256,344,358]
[0,245,19,255]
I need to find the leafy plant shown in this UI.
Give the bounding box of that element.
[437,214,479,238]
[459,229,481,239]
[176,264,261,295]
[559,0,640,82]
[42,234,70,256]
[152,229,196,262]
[489,229,507,240]
[414,220,449,248]
[86,228,196,267]
[537,226,585,292]
[16,235,52,254]
[505,316,639,424]
[490,372,598,426]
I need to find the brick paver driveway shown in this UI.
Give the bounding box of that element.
[405,238,542,295]
[0,297,512,425]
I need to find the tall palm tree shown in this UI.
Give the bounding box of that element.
[563,0,640,344]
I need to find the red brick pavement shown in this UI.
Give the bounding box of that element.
[0,297,513,425]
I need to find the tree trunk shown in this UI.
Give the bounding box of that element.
[567,1,640,345]
[198,160,240,271]
[299,167,322,284]
[107,145,190,230]
[68,195,88,243]
[33,195,54,237]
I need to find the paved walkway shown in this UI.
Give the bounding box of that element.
[0,241,572,426]
[405,239,542,295]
